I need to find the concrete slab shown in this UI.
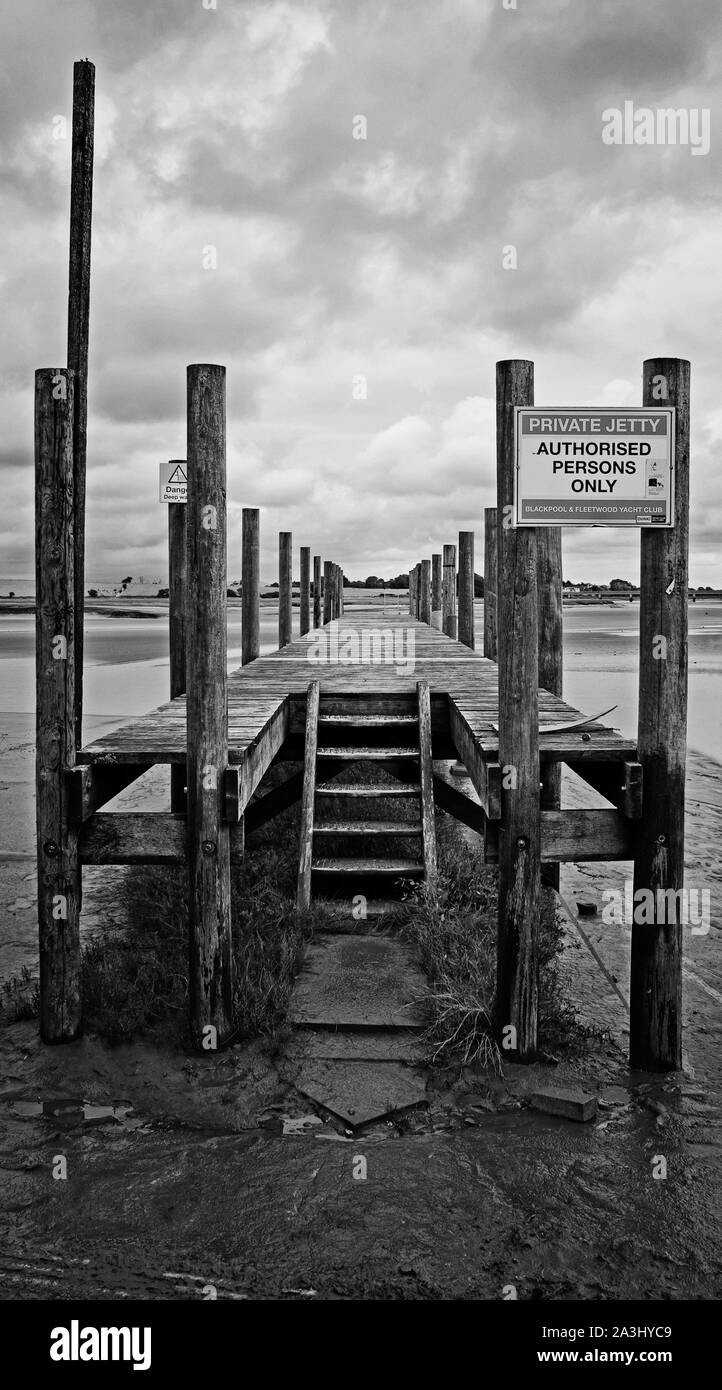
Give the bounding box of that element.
[289,934,427,1029]
[286,1029,426,1063]
[530,1088,598,1123]
[296,1059,428,1130]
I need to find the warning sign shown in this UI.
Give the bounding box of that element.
[514,408,675,527]
[159,461,187,503]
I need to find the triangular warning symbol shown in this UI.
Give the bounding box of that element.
[168,464,187,485]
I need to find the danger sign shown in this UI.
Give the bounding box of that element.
[514,408,675,527]
[159,460,187,503]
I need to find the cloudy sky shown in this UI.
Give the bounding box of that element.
[2,0,722,587]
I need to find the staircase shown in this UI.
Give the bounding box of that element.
[297,681,437,914]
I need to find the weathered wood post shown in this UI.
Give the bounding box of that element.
[339,565,344,616]
[323,560,332,624]
[414,564,421,619]
[313,554,322,628]
[630,358,690,1071]
[409,565,416,616]
[483,507,498,661]
[67,60,94,752]
[420,558,431,624]
[496,360,540,1060]
[300,546,311,636]
[241,507,260,665]
[186,364,233,1045]
[279,531,292,648]
[36,367,81,1043]
[537,522,563,890]
[431,553,442,629]
[458,531,475,648]
[168,467,187,812]
[442,544,457,638]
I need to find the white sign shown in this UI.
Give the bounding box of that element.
[159,460,187,503]
[514,407,675,527]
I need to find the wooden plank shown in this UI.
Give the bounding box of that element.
[67,763,152,822]
[537,520,562,890]
[168,484,187,812]
[417,679,437,881]
[242,507,260,664]
[80,813,244,864]
[67,60,94,750]
[314,821,422,836]
[279,531,292,648]
[300,546,311,636]
[419,559,431,624]
[623,760,643,820]
[297,679,320,910]
[484,810,634,864]
[186,363,234,1044]
[631,358,690,1071]
[458,531,475,649]
[495,358,539,1060]
[442,543,457,639]
[483,507,497,661]
[313,554,322,628]
[448,700,501,818]
[35,366,81,1043]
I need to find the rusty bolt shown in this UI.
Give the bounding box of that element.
[657,833,666,845]
[517,837,527,849]
[581,732,591,742]
[202,840,216,856]
[43,840,59,857]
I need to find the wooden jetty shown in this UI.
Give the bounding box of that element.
[34,60,691,1071]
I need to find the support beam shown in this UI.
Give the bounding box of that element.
[186,363,234,1046]
[313,554,322,628]
[35,367,81,1043]
[299,545,311,636]
[442,543,457,639]
[483,507,498,661]
[80,812,245,864]
[537,522,563,890]
[168,480,187,812]
[241,507,260,666]
[431,553,442,630]
[631,358,690,1072]
[67,59,94,751]
[278,531,292,648]
[458,531,475,649]
[495,359,539,1061]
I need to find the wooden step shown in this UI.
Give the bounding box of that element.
[318,714,418,727]
[314,820,422,836]
[316,746,419,760]
[315,786,419,798]
[312,857,424,875]
[315,898,402,918]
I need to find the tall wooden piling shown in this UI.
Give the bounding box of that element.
[168,471,187,812]
[241,507,260,666]
[458,531,475,649]
[323,560,332,624]
[431,553,442,629]
[442,544,457,639]
[483,507,498,661]
[35,367,81,1043]
[630,358,690,1071]
[186,364,233,1044]
[67,60,94,751]
[300,546,311,636]
[537,523,563,890]
[408,565,416,617]
[420,558,431,624]
[313,554,322,628]
[279,532,292,648]
[495,360,539,1060]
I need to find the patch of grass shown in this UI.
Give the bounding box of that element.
[0,965,39,1023]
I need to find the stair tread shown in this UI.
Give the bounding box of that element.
[313,857,424,873]
[315,786,419,797]
[314,820,422,835]
[318,714,418,726]
[317,746,419,758]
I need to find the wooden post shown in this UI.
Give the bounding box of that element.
[313,554,322,628]
[630,358,690,1071]
[168,473,187,813]
[67,60,94,752]
[431,553,442,629]
[420,559,431,624]
[300,546,311,636]
[495,360,539,1061]
[442,543,457,639]
[279,531,292,648]
[414,564,421,619]
[537,522,563,891]
[483,507,498,661]
[241,507,260,665]
[339,565,344,616]
[36,366,81,1043]
[458,531,475,649]
[186,364,233,1045]
[323,560,332,624]
[408,565,416,616]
